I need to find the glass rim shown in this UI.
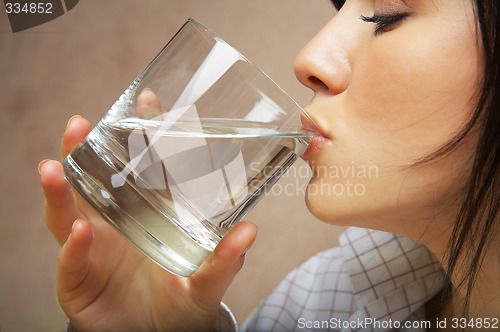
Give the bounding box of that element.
[184,18,318,133]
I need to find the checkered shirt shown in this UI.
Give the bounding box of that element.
[216,227,444,332]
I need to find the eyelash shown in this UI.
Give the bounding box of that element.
[360,13,411,36]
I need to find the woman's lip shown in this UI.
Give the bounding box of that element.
[300,110,331,139]
[300,109,332,160]
[300,112,320,135]
[301,134,331,160]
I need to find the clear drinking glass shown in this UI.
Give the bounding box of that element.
[63,19,316,277]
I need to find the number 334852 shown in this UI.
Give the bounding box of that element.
[5,3,53,14]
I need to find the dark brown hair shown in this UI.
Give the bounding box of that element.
[441,0,500,315]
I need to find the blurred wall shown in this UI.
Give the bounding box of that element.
[0,1,345,330]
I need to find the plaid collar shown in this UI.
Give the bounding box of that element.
[340,227,444,329]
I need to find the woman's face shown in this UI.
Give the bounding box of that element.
[295,0,482,238]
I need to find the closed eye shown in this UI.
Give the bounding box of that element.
[361,12,411,36]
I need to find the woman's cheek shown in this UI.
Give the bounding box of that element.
[347,45,476,164]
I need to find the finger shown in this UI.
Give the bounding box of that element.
[40,159,79,246]
[137,88,162,118]
[189,221,258,307]
[61,115,92,160]
[56,219,93,296]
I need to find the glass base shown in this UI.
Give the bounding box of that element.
[63,142,212,277]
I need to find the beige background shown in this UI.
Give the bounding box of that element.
[0,1,346,330]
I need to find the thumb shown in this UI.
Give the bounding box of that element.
[189,221,258,307]
[56,219,94,296]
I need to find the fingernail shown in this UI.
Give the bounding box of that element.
[66,115,82,129]
[140,88,155,99]
[38,159,49,174]
[65,220,79,243]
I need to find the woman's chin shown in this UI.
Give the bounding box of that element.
[305,193,354,226]
[304,183,385,229]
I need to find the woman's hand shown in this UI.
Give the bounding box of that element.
[39,91,257,332]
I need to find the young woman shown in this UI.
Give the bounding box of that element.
[39,0,499,330]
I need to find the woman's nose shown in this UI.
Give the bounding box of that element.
[294,18,351,96]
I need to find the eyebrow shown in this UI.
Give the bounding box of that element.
[330,0,344,10]
[330,0,411,10]
[380,0,413,9]
[331,0,411,9]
